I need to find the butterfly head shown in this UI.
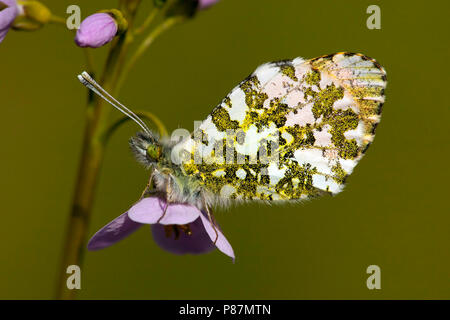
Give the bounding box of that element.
[130,131,163,166]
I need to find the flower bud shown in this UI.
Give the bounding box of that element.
[11,0,51,31]
[75,10,127,48]
[0,0,19,43]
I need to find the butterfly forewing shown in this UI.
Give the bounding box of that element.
[175,53,386,201]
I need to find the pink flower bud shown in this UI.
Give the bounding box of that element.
[75,13,118,48]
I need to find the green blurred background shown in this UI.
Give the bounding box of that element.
[1,0,449,299]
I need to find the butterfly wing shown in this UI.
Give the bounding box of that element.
[174,53,386,201]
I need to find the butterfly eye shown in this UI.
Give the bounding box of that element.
[146,144,161,160]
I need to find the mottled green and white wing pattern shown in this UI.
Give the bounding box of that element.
[176,53,387,201]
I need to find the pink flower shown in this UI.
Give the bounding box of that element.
[0,0,19,43]
[75,13,118,48]
[88,197,235,260]
[197,0,220,10]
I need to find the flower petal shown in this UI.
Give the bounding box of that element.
[0,0,19,43]
[151,218,215,255]
[0,28,8,42]
[87,212,142,251]
[199,213,235,260]
[128,197,201,225]
[128,197,165,223]
[159,203,203,225]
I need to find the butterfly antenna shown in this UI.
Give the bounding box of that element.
[77,71,151,135]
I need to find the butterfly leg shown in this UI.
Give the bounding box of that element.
[202,197,219,244]
[139,172,154,199]
[128,172,156,208]
[156,201,169,223]
[156,174,174,223]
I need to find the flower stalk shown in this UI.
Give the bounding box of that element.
[55,6,139,301]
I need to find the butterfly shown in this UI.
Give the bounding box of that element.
[79,52,386,222]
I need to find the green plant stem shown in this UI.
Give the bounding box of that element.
[115,16,184,94]
[54,7,141,300]
[54,40,125,301]
[83,48,95,76]
[49,15,66,25]
[134,7,160,35]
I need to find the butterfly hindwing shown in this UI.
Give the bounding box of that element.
[175,53,387,201]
